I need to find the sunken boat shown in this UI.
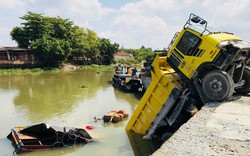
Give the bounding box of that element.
[7,123,94,153]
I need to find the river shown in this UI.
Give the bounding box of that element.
[0,69,159,156]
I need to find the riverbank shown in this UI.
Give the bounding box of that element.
[0,68,60,75]
[0,64,113,75]
[152,95,250,156]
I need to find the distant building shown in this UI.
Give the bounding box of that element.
[0,47,35,65]
[114,51,133,61]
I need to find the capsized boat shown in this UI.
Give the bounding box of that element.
[7,123,94,153]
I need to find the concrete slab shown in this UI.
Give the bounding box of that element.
[152,96,250,156]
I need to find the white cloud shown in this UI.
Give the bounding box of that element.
[105,0,250,49]
[139,0,177,11]
[0,0,250,49]
[202,0,250,39]
[0,26,16,46]
[0,0,25,9]
[120,0,177,13]
[104,12,179,49]
[74,21,92,29]
[104,0,183,49]
[202,0,250,16]
[43,0,115,30]
[0,0,37,10]
[59,0,114,20]
[114,14,167,30]
[99,31,116,39]
[104,25,178,49]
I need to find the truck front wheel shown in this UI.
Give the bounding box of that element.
[202,70,234,101]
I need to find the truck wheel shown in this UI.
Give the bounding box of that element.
[202,70,234,101]
[234,68,250,94]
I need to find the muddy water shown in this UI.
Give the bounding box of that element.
[0,69,158,156]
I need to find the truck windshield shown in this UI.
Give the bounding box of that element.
[176,31,201,55]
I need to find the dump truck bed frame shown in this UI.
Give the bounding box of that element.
[126,56,186,138]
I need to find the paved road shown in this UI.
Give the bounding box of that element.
[152,95,250,156]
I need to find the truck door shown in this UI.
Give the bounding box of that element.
[168,31,202,79]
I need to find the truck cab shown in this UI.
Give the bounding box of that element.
[167,13,250,102]
[126,13,250,140]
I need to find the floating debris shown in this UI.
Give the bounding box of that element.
[80,84,88,88]
[94,109,129,123]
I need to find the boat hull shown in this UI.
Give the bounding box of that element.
[7,123,93,153]
[112,74,143,92]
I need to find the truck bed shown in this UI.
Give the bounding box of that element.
[126,56,184,138]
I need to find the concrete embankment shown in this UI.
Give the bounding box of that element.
[152,96,250,156]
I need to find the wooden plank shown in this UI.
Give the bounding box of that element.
[17,132,37,140]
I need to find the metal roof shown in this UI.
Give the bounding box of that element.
[0,47,30,52]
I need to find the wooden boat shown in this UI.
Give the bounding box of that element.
[7,123,94,153]
[112,74,143,92]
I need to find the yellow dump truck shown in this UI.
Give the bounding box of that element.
[126,13,250,139]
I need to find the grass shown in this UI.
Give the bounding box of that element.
[79,64,113,74]
[0,64,113,75]
[0,68,60,75]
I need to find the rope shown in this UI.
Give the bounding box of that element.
[51,141,61,147]
[109,111,117,123]
[61,131,77,147]
[70,130,94,143]
[68,130,77,140]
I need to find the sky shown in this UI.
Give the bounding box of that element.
[0,0,250,50]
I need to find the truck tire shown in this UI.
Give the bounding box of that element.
[234,68,250,94]
[202,70,234,101]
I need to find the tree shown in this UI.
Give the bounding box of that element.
[10,12,46,48]
[10,27,30,48]
[121,47,154,63]
[83,29,99,61]
[10,12,100,66]
[69,28,100,64]
[69,26,87,61]
[98,38,119,65]
[31,36,71,66]
[135,47,154,62]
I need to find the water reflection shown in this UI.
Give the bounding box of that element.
[0,69,160,156]
[126,131,163,156]
[0,70,113,122]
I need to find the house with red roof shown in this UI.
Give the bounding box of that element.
[114,51,133,61]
